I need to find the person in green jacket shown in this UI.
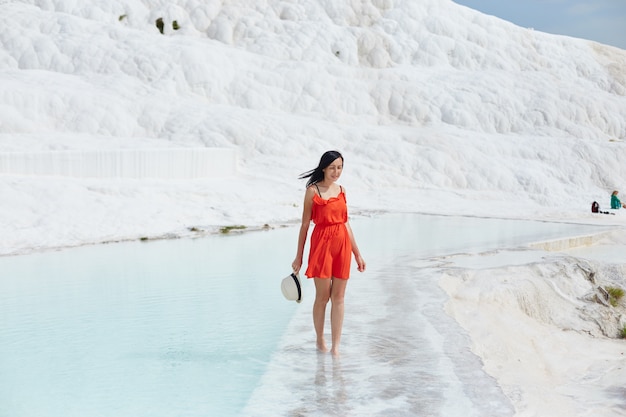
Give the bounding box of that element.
[611,190,626,209]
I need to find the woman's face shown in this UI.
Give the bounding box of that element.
[323,157,343,182]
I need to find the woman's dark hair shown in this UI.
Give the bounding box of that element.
[299,150,344,187]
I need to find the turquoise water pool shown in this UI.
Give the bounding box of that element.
[0,213,607,416]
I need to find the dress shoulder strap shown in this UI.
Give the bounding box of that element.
[314,183,321,197]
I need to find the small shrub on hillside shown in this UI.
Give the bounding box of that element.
[156,17,164,34]
[606,286,625,307]
[220,225,246,234]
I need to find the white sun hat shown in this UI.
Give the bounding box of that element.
[281,272,302,303]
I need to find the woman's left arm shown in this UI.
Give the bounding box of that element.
[346,222,366,272]
[343,187,366,272]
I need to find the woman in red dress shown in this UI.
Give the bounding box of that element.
[292,150,366,356]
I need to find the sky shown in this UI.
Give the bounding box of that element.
[452,0,626,50]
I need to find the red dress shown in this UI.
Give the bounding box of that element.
[305,189,352,279]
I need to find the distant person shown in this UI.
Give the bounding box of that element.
[292,150,366,357]
[611,190,626,209]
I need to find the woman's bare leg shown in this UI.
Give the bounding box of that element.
[329,278,348,357]
[313,278,331,352]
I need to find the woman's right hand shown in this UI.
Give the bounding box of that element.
[292,258,302,273]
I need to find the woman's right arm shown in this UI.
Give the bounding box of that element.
[292,187,315,273]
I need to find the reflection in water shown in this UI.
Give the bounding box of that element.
[314,354,347,416]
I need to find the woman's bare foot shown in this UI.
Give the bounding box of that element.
[330,346,340,357]
[316,339,329,353]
